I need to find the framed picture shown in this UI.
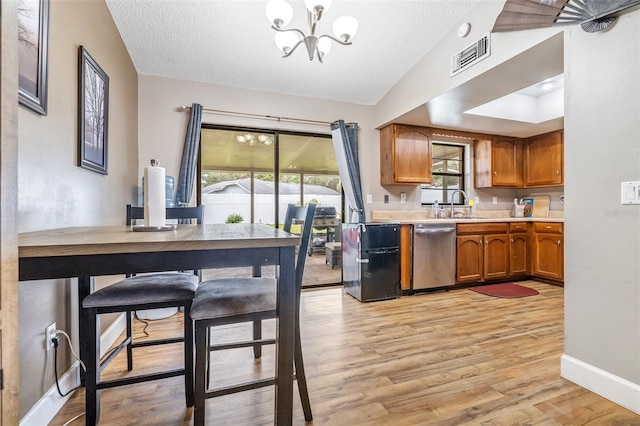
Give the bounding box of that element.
[18,0,50,115]
[78,46,109,175]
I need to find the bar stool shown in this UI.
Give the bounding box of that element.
[190,203,316,425]
[80,205,203,424]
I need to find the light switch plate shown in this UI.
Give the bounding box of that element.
[366,194,373,204]
[621,181,640,204]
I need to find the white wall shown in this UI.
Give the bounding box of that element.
[562,9,640,412]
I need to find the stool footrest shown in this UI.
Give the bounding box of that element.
[132,336,183,348]
[97,368,185,389]
[209,338,276,352]
[205,377,275,399]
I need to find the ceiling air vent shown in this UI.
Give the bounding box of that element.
[450,33,490,76]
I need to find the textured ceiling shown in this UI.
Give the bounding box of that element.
[105,0,480,106]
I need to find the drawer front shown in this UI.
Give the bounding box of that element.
[509,223,528,233]
[533,222,563,233]
[457,223,508,234]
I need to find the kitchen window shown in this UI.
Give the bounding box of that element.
[421,143,465,205]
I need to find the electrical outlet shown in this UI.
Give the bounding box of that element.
[492,196,498,204]
[400,192,406,204]
[46,322,57,351]
[384,195,389,204]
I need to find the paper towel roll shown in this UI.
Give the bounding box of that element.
[144,160,166,227]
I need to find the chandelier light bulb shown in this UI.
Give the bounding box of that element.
[275,31,300,54]
[266,0,293,28]
[304,0,332,16]
[318,37,332,57]
[333,16,358,42]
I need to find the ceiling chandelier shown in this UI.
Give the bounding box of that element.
[265,0,358,62]
[236,133,274,146]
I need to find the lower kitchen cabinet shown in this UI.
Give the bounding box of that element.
[399,224,412,291]
[456,223,509,284]
[532,222,563,282]
[509,223,528,278]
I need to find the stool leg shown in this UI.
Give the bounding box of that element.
[126,310,133,371]
[252,320,262,358]
[82,306,100,425]
[194,320,207,426]
[184,302,194,407]
[295,322,312,421]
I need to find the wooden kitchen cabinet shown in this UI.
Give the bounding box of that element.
[532,222,564,282]
[456,223,509,284]
[524,130,563,187]
[509,223,529,278]
[474,137,523,188]
[380,124,432,185]
[399,224,412,291]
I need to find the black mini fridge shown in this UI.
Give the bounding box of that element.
[342,223,400,302]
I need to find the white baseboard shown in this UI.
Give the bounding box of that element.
[561,354,640,414]
[20,313,127,425]
[20,362,81,426]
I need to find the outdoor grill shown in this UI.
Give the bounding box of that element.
[309,206,340,255]
[312,206,339,227]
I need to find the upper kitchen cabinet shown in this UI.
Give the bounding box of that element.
[524,130,563,187]
[380,124,432,185]
[474,137,524,188]
[473,130,563,188]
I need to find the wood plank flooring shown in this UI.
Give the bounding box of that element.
[50,281,639,425]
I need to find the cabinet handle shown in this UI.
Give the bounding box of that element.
[493,171,497,176]
[485,241,488,246]
[510,238,514,243]
[557,170,560,175]
[543,226,552,229]
[557,240,561,245]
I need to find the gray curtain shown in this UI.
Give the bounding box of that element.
[175,103,203,206]
[331,120,365,223]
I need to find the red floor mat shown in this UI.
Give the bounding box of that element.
[469,283,539,298]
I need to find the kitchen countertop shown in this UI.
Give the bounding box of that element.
[369,217,564,224]
[370,210,564,224]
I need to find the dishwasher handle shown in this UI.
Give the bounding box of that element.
[414,228,455,234]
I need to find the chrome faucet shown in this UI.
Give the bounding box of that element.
[450,189,469,217]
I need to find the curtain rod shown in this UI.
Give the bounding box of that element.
[179,104,339,127]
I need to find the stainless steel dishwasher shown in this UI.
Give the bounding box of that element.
[412,223,456,290]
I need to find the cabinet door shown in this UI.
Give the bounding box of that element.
[509,233,528,277]
[380,124,432,185]
[533,233,563,280]
[399,224,412,291]
[456,235,483,283]
[525,130,563,187]
[484,234,509,280]
[492,137,523,187]
[474,138,523,188]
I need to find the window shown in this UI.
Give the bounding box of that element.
[421,143,465,205]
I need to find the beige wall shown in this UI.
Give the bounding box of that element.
[562,8,640,410]
[137,76,377,210]
[17,0,138,417]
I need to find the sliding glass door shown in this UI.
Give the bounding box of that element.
[199,126,342,287]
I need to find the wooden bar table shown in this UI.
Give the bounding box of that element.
[18,223,300,425]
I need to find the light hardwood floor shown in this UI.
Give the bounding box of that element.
[50,281,639,425]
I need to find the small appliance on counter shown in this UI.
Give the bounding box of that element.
[342,223,400,302]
